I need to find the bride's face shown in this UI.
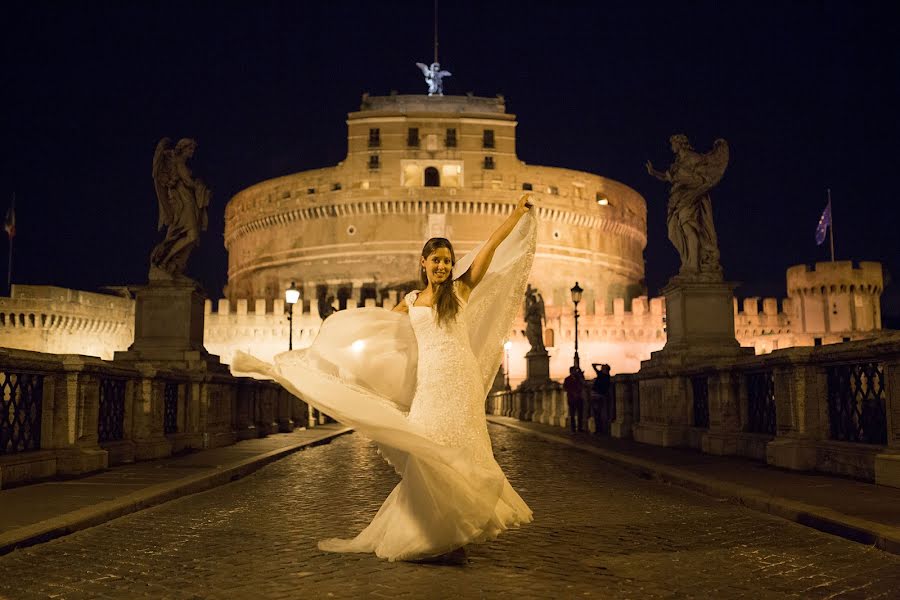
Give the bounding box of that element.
[421,248,453,286]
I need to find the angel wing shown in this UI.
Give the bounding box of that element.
[152,138,175,231]
[698,139,729,189]
[437,70,451,78]
[415,62,430,76]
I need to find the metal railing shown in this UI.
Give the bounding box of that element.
[826,361,887,445]
[691,375,710,429]
[164,381,179,435]
[98,377,126,443]
[0,370,43,454]
[745,370,776,435]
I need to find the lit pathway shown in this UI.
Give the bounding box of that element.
[1,425,898,599]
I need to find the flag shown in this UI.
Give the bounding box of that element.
[3,206,14,240]
[815,200,831,246]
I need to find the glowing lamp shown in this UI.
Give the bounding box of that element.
[285,282,300,305]
[570,281,584,304]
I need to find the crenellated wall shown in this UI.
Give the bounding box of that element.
[0,286,134,359]
[0,262,887,382]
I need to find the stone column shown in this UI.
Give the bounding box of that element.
[875,352,900,488]
[610,374,636,439]
[701,370,741,455]
[234,382,260,440]
[52,358,111,476]
[131,365,173,461]
[765,353,824,471]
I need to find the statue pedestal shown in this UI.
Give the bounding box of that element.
[657,279,744,359]
[519,349,551,389]
[634,279,753,447]
[114,279,226,373]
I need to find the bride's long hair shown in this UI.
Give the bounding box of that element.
[420,237,460,326]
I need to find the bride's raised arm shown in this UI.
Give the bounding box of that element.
[458,193,533,296]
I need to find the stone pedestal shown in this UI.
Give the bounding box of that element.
[659,279,742,357]
[520,349,551,388]
[114,279,226,374]
[634,279,752,448]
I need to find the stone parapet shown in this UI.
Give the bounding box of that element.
[0,347,308,488]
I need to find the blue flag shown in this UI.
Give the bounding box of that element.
[815,200,831,246]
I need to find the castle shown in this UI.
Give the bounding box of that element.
[0,95,886,382]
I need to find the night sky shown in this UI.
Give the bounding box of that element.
[2,1,899,324]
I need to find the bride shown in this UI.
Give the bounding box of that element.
[232,193,537,562]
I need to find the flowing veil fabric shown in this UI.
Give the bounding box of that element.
[231,212,537,559]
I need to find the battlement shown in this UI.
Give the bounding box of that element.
[787,261,883,295]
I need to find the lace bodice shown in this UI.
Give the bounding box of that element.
[402,283,488,452]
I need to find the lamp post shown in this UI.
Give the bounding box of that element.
[285,281,300,350]
[503,340,512,389]
[570,281,583,370]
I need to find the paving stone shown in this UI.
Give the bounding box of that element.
[0,425,898,599]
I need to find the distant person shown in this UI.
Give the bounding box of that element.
[591,363,612,435]
[563,366,586,433]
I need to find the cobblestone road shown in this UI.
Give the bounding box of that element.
[1,425,899,599]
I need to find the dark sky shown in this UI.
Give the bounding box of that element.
[2,1,899,321]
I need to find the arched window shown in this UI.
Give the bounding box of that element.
[424,166,440,187]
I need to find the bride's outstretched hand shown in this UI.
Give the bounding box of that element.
[516,193,534,214]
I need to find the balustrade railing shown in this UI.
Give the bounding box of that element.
[98,377,127,443]
[745,370,776,435]
[0,370,43,454]
[691,375,710,429]
[164,381,179,435]
[826,361,887,445]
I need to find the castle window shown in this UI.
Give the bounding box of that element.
[331,182,342,191]
[368,154,380,170]
[445,128,457,147]
[483,129,495,148]
[407,128,420,147]
[307,188,316,194]
[522,183,533,191]
[424,166,440,187]
[483,156,495,170]
[549,186,559,195]
[368,128,380,148]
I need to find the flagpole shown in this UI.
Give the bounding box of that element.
[827,188,835,262]
[5,193,13,296]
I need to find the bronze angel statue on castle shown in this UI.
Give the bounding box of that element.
[150,137,211,279]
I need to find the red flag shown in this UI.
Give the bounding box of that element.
[3,206,14,239]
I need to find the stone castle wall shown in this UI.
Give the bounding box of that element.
[0,286,133,360]
[1,262,885,383]
[222,94,648,314]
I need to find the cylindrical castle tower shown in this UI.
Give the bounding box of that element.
[786,261,883,337]
[224,94,647,312]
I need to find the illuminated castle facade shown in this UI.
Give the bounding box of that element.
[0,95,886,381]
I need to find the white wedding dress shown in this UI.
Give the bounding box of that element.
[232,213,537,561]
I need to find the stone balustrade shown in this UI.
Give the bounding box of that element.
[488,333,900,488]
[0,348,309,488]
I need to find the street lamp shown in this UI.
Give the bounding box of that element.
[285,281,300,350]
[570,281,583,370]
[503,340,512,389]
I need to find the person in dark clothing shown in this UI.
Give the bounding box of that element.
[563,366,586,433]
[590,363,612,434]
